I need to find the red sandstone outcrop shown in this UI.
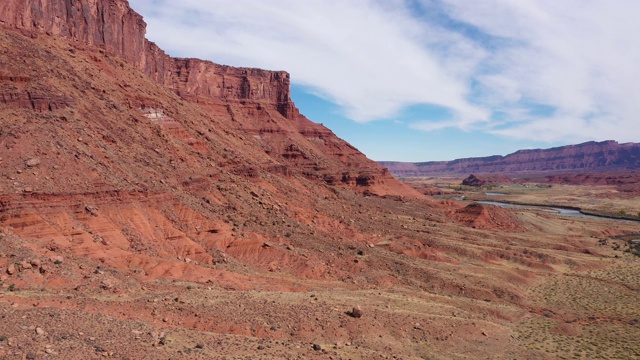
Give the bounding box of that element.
[381,140,640,176]
[0,0,290,112]
[0,0,175,84]
[171,59,293,117]
[0,0,418,197]
[449,203,524,232]
[462,174,514,187]
[0,91,76,111]
[0,0,425,305]
[462,174,485,187]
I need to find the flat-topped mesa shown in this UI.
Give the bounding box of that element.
[381,140,640,176]
[0,0,422,198]
[0,0,293,116]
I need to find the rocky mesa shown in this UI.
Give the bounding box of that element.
[0,0,417,196]
[380,140,640,176]
[0,0,287,107]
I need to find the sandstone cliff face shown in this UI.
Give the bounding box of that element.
[170,59,293,118]
[381,141,640,176]
[0,0,290,113]
[0,0,148,64]
[0,91,76,111]
[461,174,514,187]
[0,0,434,305]
[0,0,415,196]
[0,0,423,289]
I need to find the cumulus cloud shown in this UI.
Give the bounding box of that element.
[130,0,640,144]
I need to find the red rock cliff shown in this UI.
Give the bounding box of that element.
[170,59,293,118]
[0,0,419,197]
[381,141,640,176]
[0,0,149,65]
[0,0,291,115]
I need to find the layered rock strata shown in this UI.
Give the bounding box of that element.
[0,0,416,196]
[381,141,640,176]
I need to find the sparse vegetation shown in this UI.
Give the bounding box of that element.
[626,239,640,257]
[518,262,640,359]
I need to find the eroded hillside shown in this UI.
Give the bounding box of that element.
[1,1,639,359]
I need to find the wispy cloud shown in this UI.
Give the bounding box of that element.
[130,0,640,144]
[436,0,640,142]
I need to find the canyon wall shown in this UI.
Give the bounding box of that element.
[381,141,640,176]
[0,0,417,197]
[0,0,291,116]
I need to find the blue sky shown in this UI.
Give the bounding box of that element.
[129,0,640,161]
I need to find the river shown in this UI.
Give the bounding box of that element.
[476,200,632,222]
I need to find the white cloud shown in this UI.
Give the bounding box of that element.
[439,0,640,142]
[129,0,488,124]
[130,0,640,145]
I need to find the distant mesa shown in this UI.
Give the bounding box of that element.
[380,140,640,176]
